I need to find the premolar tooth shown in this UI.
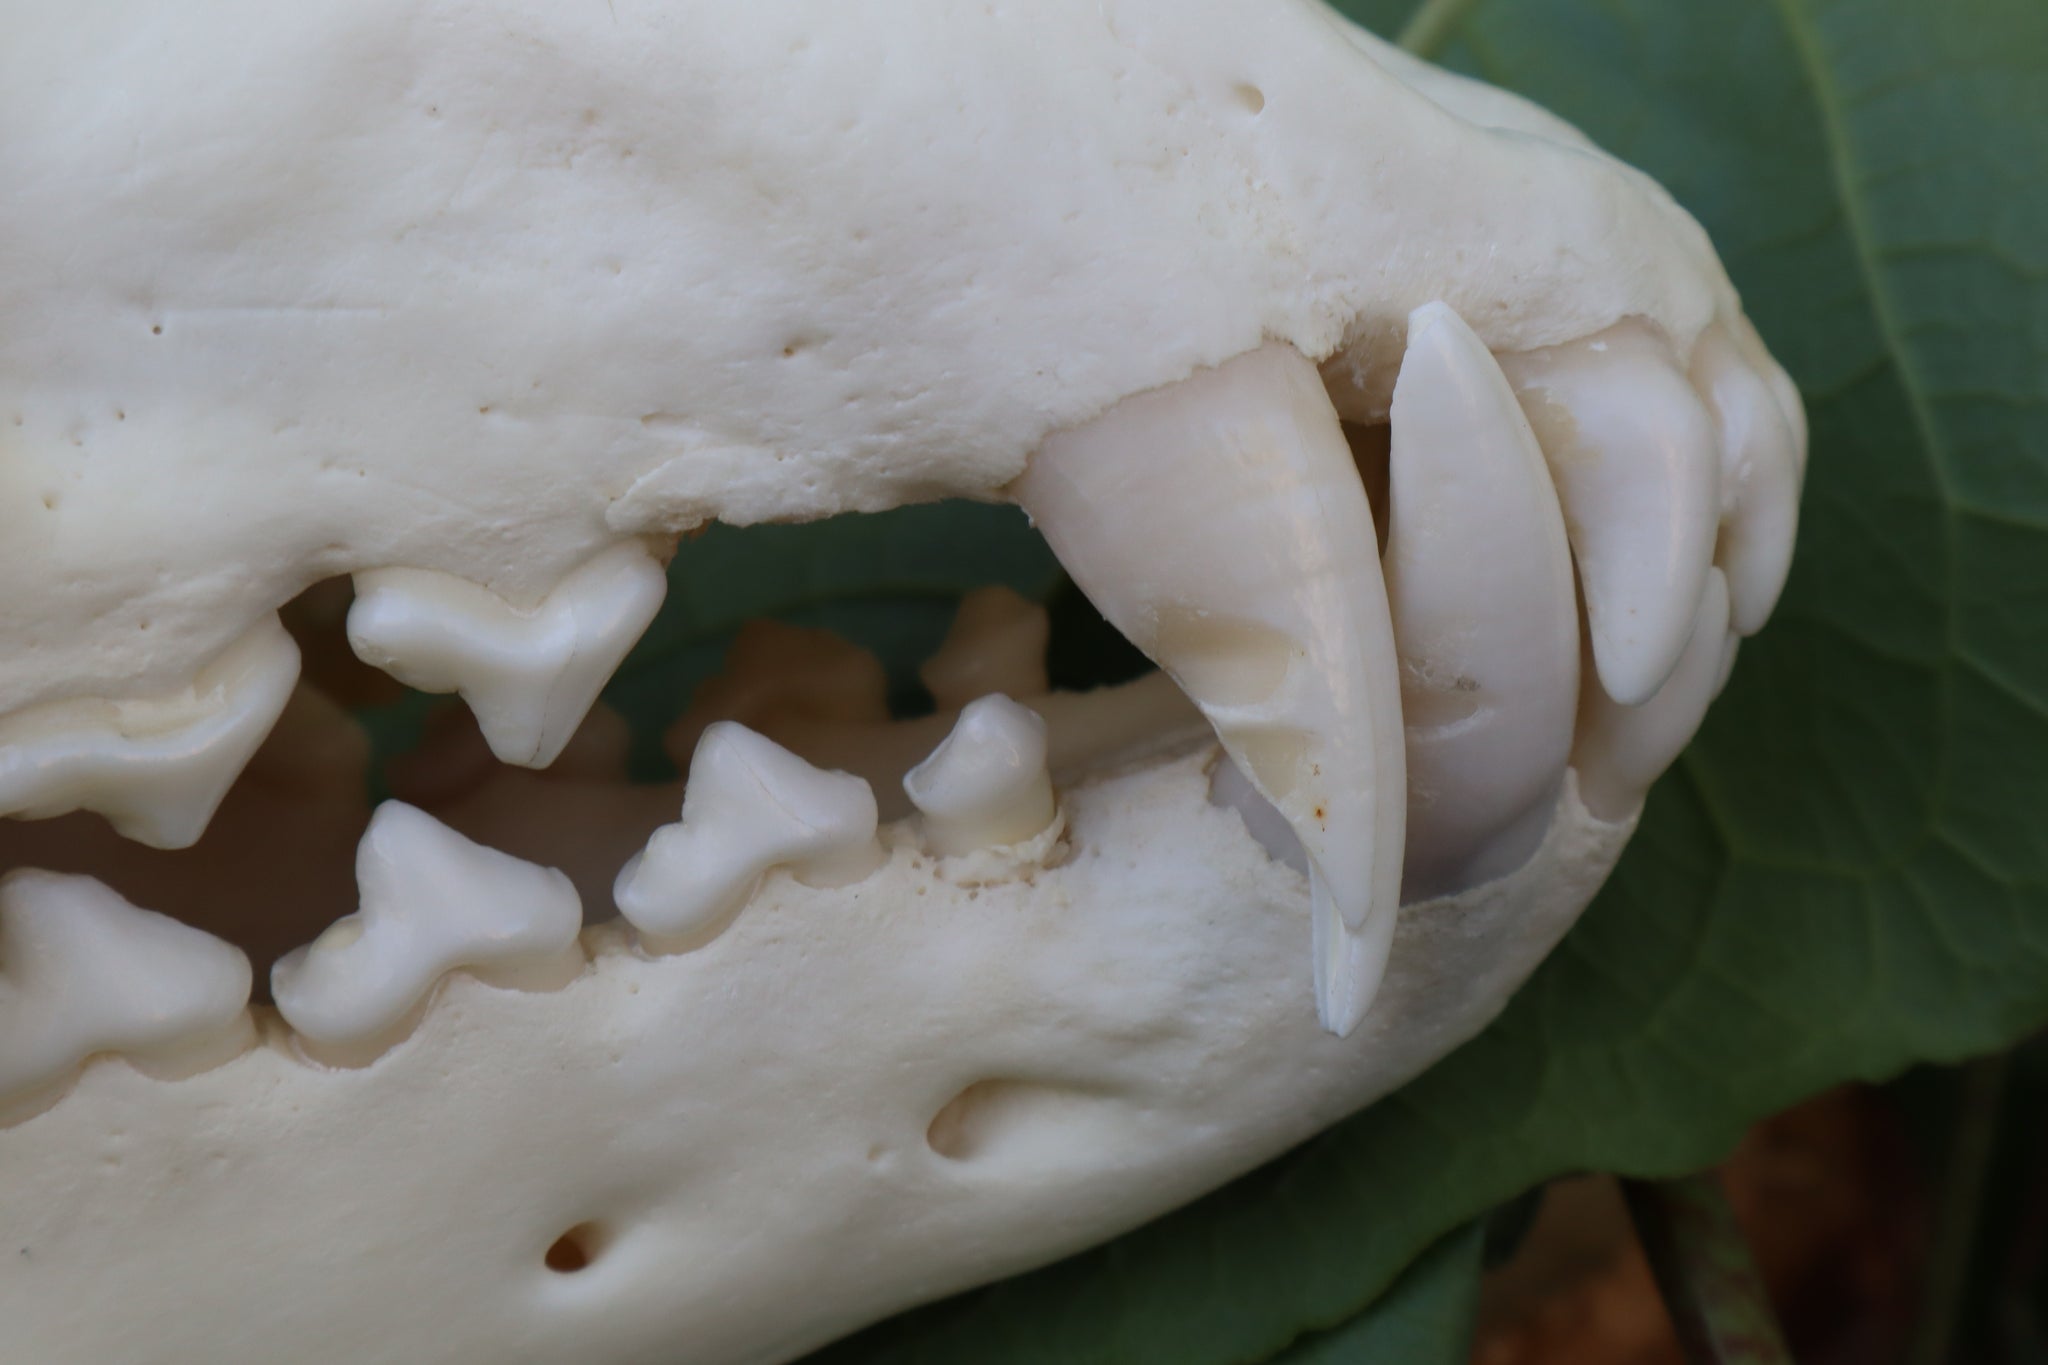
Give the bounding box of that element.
[1386,303,1580,902]
[0,616,300,849]
[1572,569,1733,822]
[1011,342,1406,1036]
[665,618,891,774]
[0,870,253,1121]
[903,694,1057,856]
[271,802,584,1066]
[919,587,1051,711]
[347,541,668,769]
[615,722,884,951]
[1691,324,1801,635]
[1499,321,1720,707]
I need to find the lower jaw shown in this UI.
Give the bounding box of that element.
[0,737,1627,1365]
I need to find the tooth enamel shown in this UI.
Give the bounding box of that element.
[919,587,1053,711]
[615,722,884,951]
[904,695,1058,856]
[1691,324,1802,635]
[1499,321,1721,707]
[1385,303,1580,901]
[271,802,584,1065]
[0,870,253,1121]
[1572,569,1734,822]
[1012,342,1407,1036]
[0,616,300,849]
[346,542,668,769]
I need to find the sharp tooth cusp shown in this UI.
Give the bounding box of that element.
[904,694,1057,857]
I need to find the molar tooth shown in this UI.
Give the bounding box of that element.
[346,541,668,769]
[1572,569,1734,822]
[1011,341,1406,1036]
[1691,324,1801,635]
[1386,303,1580,902]
[0,616,300,849]
[1499,321,1720,707]
[919,587,1051,711]
[271,802,584,1066]
[0,870,254,1121]
[903,694,1057,856]
[615,722,884,952]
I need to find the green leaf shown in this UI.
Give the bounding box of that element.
[1261,1223,1483,1365]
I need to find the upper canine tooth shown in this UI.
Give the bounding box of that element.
[1691,323,1801,635]
[903,694,1057,856]
[0,616,300,849]
[1011,342,1407,1036]
[0,870,254,1119]
[1499,321,1720,707]
[271,802,584,1065]
[1386,303,1580,901]
[1572,569,1734,822]
[919,587,1052,710]
[346,542,668,769]
[615,722,884,951]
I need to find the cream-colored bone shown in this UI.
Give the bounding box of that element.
[0,617,299,849]
[1385,303,1580,902]
[1013,342,1407,1037]
[270,802,585,1067]
[0,870,254,1123]
[615,723,885,952]
[904,695,1057,856]
[1691,324,1802,635]
[347,543,668,769]
[1500,322,1721,708]
[919,587,1052,710]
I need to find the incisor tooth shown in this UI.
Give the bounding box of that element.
[1691,323,1801,635]
[0,616,300,849]
[1386,303,1579,901]
[1572,568,1734,822]
[615,722,884,952]
[1500,321,1720,707]
[919,587,1052,710]
[1011,342,1406,1036]
[904,694,1057,856]
[0,870,253,1121]
[347,541,668,769]
[271,802,584,1066]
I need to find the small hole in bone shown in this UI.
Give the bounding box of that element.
[544,1221,608,1273]
[926,1078,1104,1164]
[1233,82,1266,114]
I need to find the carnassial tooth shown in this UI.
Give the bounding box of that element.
[0,870,253,1120]
[1499,321,1720,707]
[1386,303,1580,901]
[919,587,1052,710]
[271,802,584,1066]
[1691,324,1801,635]
[0,616,300,849]
[1011,342,1406,1036]
[347,541,668,769]
[615,722,884,952]
[1572,569,1734,822]
[903,694,1057,856]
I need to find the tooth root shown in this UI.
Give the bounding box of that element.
[1011,341,1406,1036]
[1500,321,1721,708]
[1386,303,1580,902]
[1691,324,1801,635]
[904,694,1057,856]
[919,587,1052,712]
[615,722,884,951]
[0,870,253,1118]
[271,802,584,1064]
[0,616,300,849]
[347,541,668,769]
[1571,569,1733,822]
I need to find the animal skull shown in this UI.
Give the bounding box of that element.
[0,1,1804,1361]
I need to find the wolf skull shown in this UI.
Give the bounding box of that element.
[0,1,1803,1361]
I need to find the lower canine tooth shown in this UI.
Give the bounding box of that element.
[615,722,884,951]
[1011,342,1407,1036]
[0,615,300,849]
[271,802,584,1066]
[347,541,668,769]
[919,587,1052,711]
[1690,324,1801,635]
[903,694,1057,856]
[0,870,253,1121]
[1500,321,1720,707]
[1386,303,1580,901]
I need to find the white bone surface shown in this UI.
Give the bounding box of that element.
[904,695,1058,857]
